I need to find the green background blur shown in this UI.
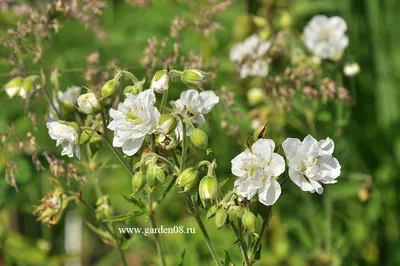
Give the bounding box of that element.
[1,0,400,265]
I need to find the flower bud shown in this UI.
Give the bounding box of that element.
[206,205,219,220]
[158,114,177,134]
[79,130,92,145]
[344,62,360,77]
[215,208,227,229]
[20,77,35,99]
[227,206,239,222]
[124,78,145,95]
[101,79,118,98]
[176,167,198,192]
[131,171,146,193]
[181,69,207,88]
[242,209,257,233]
[3,76,22,98]
[156,133,177,150]
[190,128,208,149]
[253,122,267,141]
[147,165,166,185]
[96,195,113,219]
[247,88,265,106]
[150,70,170,93]
[77,92,101,114]
[199,175,218,206]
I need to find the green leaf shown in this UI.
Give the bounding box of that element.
[122,194,146,212]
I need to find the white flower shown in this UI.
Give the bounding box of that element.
[171,89,219,126]
[344,62,360,77]
[77,92,101,114]
[230,34,271,79]
[108,89,161,156]
[282,135,341,194]
[49,86,81,118]
[150,70,170,93]
[303,15,349,59]
[231,139,285,206]
[171,89,219,140]
[46,121,80,159]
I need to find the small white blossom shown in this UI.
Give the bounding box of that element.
[171,89,219,126]
[303,15,349,60]
[230,34,271,79]
[171,89,219,140]
[344,62,360,77]
[231,139,285,206]
[46,121,80,159]
[282,135,341,194]
[6,86,20,98]
[150,70,170,93]
[50,86,81,118]
[108,89,161,156]
[77,92,101,114]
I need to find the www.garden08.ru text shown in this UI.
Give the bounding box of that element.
[118,225,196,236]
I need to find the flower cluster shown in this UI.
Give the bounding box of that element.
[230,34,271,79]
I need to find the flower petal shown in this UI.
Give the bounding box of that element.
[258,178,281,206]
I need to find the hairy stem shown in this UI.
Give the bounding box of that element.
[80,198,128,266]
[249,206,272,260]
[184,194,223,266]
[148,192,167,266]
[231,222,250,266]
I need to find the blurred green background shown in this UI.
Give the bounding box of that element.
[1,0,400,265]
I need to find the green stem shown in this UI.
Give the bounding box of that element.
[249,206,272,260]
[231,222,250,266]
[42,88,61,119]
[103,137,135,177]
[160,90,169,113]
[140,153,179,175]
[158,175,178,203]
[148,192,167,266]
[180,118,188,171]
[121,70,139,83]
[80,198,128,266]
[184,194,223,266]
[324,187,332,254]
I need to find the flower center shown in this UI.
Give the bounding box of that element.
[126,107,143,124]
[319,29,331,41]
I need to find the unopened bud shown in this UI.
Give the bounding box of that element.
[190,128,208,149]
[101,79,118,98]
[242,209,257,233]
[79,130,92,145]
[20,77,35,99]
[176,167,198,192]
[158,114,177,134]
[344,62,360,77]
[124,78,145,95]
[147,165,166,185]
[4,76,22,98]
[215,208,227,229]
[206,205,219,220]
[247,88,265,106]
[199,175,218,206]
[150,70,170,93]
[253,122,267,141]
[77,92,101,114]
[131,171,146,193]
[181,69,207,88]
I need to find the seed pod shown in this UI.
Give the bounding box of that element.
[190,128,208,149]
[242,209,257,233]
[215,208,227,229]
[131,171,146,193]
[199,175,218,206]
[176,168,198,192]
